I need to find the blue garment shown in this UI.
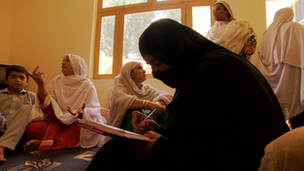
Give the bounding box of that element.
[0,88,36,131]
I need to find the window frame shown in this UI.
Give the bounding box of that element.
[94,0,216,79]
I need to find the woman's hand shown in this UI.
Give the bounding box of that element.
[25,66,46,86]
[124,131,161,156]
[131,111,160,134]
[244,39,256,55]
[25,66,48,104]
[146,102,166,119]
[67,103,86,118]
[141,131,161,155]
[128,111,162,156]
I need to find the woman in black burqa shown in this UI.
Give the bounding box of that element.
[86,18,289,171]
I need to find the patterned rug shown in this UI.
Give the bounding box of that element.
[1,146,100,171]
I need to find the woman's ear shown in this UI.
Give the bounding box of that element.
[130,72,134,79]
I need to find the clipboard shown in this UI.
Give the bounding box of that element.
[76,119,150,142]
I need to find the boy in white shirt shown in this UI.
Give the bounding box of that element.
[0,65,36,163]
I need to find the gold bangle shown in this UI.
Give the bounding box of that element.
[143,101,149,109]
[142,100,146,109]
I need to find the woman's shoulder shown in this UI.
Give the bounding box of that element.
[232,19,254,29]
[82,77,94,84]
[49,75,94,87]
[50,75,64,81]
[80,78,96,89]
[47,75,63,85]
[282,22,304,32]
[113,83,131,93]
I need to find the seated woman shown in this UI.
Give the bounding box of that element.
[23,54,105,152]
[86,19,289,171]
[108,61,172,132]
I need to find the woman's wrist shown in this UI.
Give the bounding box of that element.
[142,100,149,109]
[145,101,157,111]
[39,94,50,108]
[156,101,165,106]
[147,102,161,112]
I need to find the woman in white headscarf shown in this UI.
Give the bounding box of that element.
[23,54,105,152]
[257,8,304,129]
[206,1,256,59]
[108,61,172,132]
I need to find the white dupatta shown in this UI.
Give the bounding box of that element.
[257,8,304,119]
[30,54,105,148]
[206,20,255,55]
[108,61,172,128]
[206,1,255,55]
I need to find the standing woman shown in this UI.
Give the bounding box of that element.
[87,19,289,171]
[108,61,172,132]
[257,8,304,129]
[206,1,256,59]
[24,54,105,152]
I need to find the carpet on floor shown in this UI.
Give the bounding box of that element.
[1,146,100,171]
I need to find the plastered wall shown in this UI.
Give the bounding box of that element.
[0,0,13,64]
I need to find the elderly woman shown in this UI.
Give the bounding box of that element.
[257,8,304,129]
[23,54,105,152]
[87,19,289,171]
[206,1,256,59]
[108,61,172,132]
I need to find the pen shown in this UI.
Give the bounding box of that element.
[136,109,157,129]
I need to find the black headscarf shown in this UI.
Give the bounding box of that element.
[139,18,230,88]
[139,18,225,70]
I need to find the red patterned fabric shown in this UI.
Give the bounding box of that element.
[25,103,80,152]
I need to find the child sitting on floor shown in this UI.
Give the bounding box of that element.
[0,65,36,163]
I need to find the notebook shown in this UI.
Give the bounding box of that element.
[76,119,150,142]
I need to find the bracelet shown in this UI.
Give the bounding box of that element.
[142,100,149,109]
[142,100,147,109]
[142,100,146,109]
[144,101,149,109]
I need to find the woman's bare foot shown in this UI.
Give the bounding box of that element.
[23,139,42,152]
[0,146,6,164]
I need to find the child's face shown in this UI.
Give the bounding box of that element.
[5,71,29,93]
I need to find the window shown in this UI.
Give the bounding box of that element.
[266,0,304,27]
[293,0,304,25]
[102,0,147,8]
[94,0,215,79]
